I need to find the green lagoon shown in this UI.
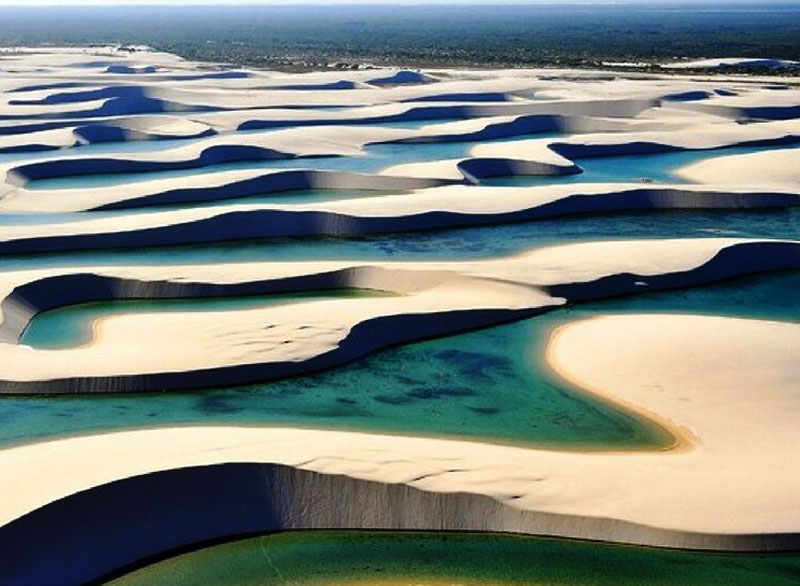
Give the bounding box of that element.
[105,530,800,586]
[6,269,800,451]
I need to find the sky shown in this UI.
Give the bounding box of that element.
[0,0,646,4]
[0,0,644,4]
[0,0,796,5]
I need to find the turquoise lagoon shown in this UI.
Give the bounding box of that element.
[4,131,800,454]
[21,140,800,192]
[0,118,467,165]
[21,133,561,191]
[8,294,670,450]
[5,269,800,450]
[2,206,800,273]
[480,144,800,186]
[4,111,800,586]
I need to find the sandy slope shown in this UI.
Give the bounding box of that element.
[3,47,800,569]
[2,314,800,554]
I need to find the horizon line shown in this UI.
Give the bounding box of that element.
[2,0,800,5]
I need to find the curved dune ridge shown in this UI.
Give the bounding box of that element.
[6,311,800,584]
[1,186,800,253]
[4,46,800,585]
[2,238,800,392]
[2,116,800,214]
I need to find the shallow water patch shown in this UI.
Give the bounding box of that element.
[21,290,379,350]
[481,144,800,186]
[3,207,800,273]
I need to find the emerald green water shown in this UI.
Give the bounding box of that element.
[6,68,800,586]
[21,290,378,350]
[5,269,800,450]
[5,128,800,455]
[3,301,668,449]
[104,531,800,586]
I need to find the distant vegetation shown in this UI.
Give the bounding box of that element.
[1,4,799,73]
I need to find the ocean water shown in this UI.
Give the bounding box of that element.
[104,530,800,586]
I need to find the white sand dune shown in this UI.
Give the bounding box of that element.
[677,146,800,186]
[0,184,798,254]
[3,47,800,585]
[663,57,800,69]
[3,313,800,576]
[1,237,799,392]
